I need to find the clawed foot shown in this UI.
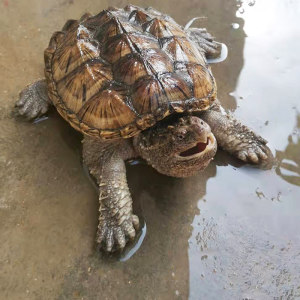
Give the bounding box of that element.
[234,136,272,164]
[97,214,140,252]
[187,27,222,59]
[15,80,50,120]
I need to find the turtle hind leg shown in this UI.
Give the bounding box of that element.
[187,27,222,59]
[15,79,51,120]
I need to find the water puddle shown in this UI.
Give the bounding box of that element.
[1,0,300,299]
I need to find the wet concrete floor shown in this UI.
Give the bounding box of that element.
[0,0,300,299]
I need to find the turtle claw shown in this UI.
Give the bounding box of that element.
[114,227,126,250]
[97,214,140,252]
[15,80,50,120]
[187,27,222,59]
[236,141,272,164]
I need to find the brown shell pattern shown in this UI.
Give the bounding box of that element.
[44,5,217,139]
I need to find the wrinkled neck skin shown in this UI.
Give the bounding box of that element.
[133,116,217,178]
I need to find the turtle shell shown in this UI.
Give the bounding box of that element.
[44,5,217,139]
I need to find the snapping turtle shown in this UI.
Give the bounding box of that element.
[15,5,271,252]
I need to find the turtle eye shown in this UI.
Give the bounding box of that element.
[177,129,187,140]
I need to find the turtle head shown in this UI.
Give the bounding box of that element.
[133,115,217,177]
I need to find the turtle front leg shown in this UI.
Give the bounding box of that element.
[82,137,139,252]
[186,27,222,59]
[15,79,51,119]
[200,103,272,164]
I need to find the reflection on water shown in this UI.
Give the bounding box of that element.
[119,222,147,262]
[188,0,300,298]
[1,0,300,299]
[276,113,300,186]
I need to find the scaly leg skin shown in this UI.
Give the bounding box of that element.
[15,79,51,119]
[200,102,272,164]
[187,27,222,59]
[82,137,139,252]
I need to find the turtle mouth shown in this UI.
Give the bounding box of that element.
[178,134,216,159]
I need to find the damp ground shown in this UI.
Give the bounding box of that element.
[0,0,300,299]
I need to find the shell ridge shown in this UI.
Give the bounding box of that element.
[44,5,217,139]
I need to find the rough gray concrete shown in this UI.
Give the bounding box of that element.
[0,0,300,299]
